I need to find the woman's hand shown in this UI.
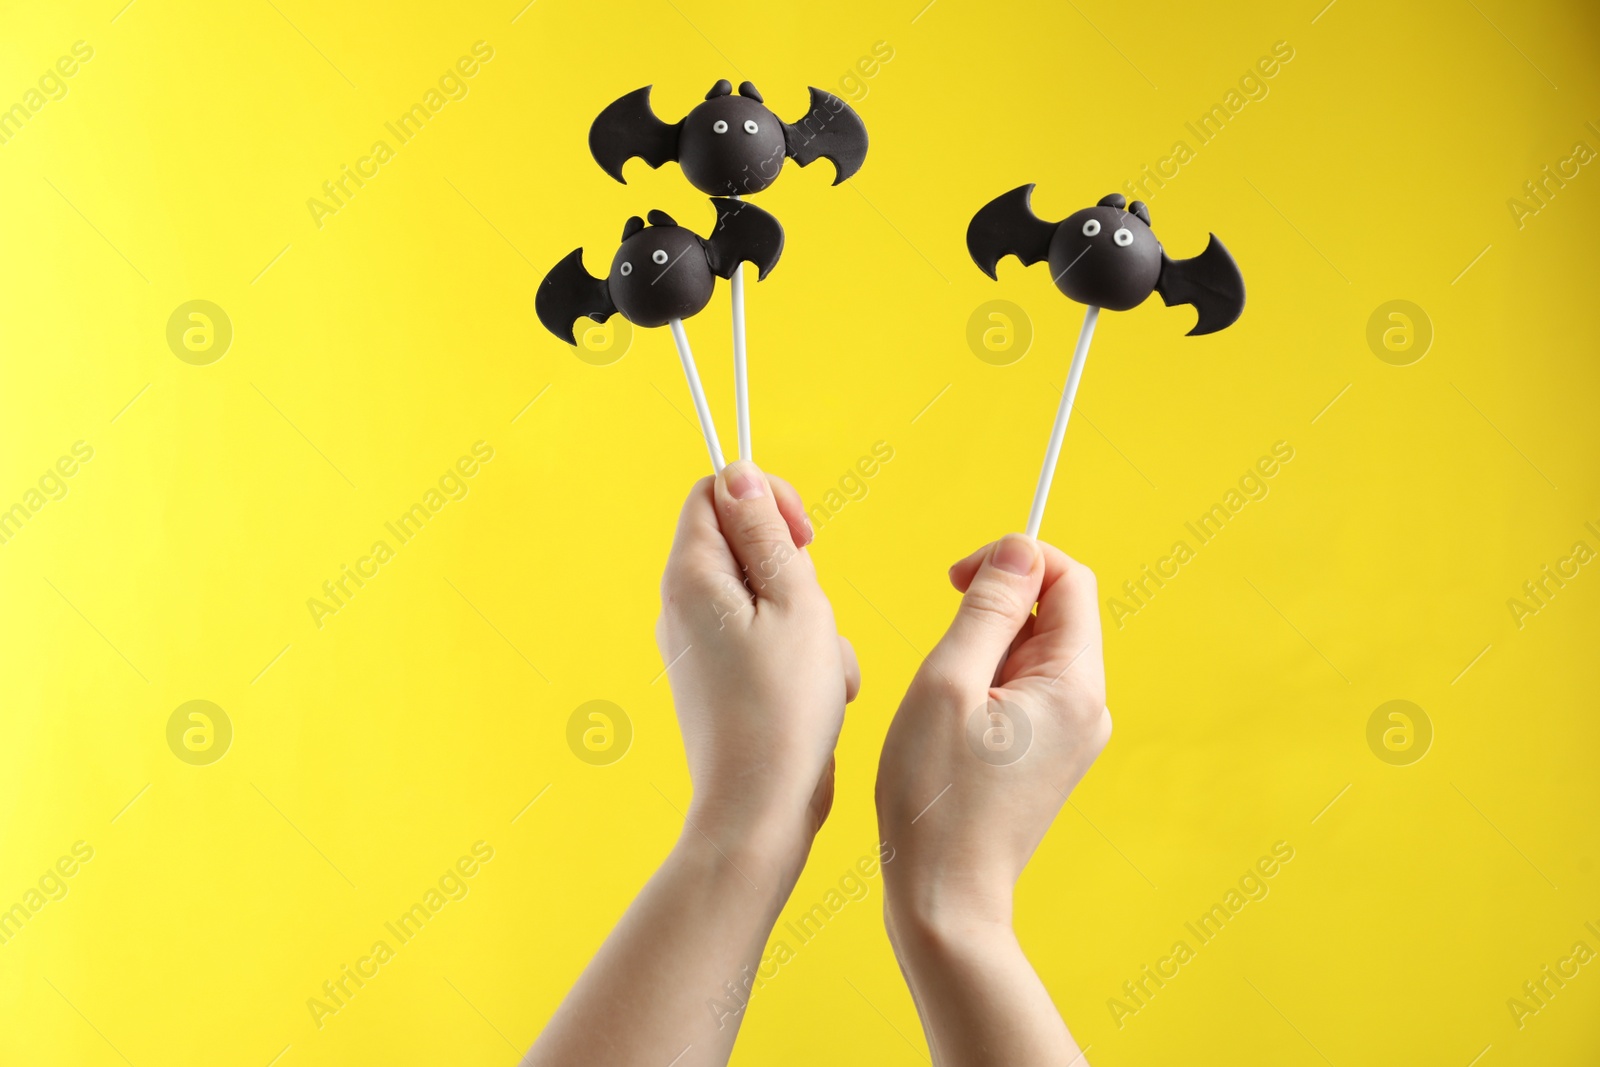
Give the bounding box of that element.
[657,460,861,886]
[526,463,859,1067]
[874,533,1108,1065]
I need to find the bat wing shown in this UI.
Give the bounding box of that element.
[1155,234,1245,336]
[703,198,785,280]
[781,88,869,184]
[536,248,615,345]
[588,86,683,184]
[966,184,1058,279]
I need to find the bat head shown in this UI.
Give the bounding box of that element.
[607,210,717,328]
[678,81,789,195]
[1047,193,1162,311]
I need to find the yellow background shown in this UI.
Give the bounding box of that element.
[2,0,1597,1064]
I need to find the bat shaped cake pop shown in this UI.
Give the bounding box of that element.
[966,185,1246,538]
[536,198,784,342]
[968,185,1245,335]
[537,198,785,474]
[589,79,868,194]
[590,78,869,464]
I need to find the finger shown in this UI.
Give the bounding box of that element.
[948,541,998,593]
[767,472,815,548]
[926,533,1044,682]
[714,460,816,605]
[839,634,861,704]
[1019,542,1103,681]
[661,476,741,600]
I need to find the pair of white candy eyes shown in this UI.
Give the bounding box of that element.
[1082,218,1134,246]
[712,119,760,135]
[618,249,672,276]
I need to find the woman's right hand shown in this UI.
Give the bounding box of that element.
[874,533,1109,1064]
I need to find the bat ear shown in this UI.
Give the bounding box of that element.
[589,86,684,183]
[706,79,733,99]
[966,183,1058,279]
[1129,201,1151,226]
[704,198,785,280]
[737,81,764,103]
[1097,193,1127,209]
[537,248,616,346]
[782,87,869,184]
[1155,234,1245,336]
[621,216,645,241]
[647,209,677,227]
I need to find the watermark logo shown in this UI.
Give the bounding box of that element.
[1121,41,1295,203]
[1507,525,1597,630]
[967,300,1032,366]
[1106,441,1295,629]
[307,841,495,1030]
[1366,700,1431,766]
[0,841,95,948]
[1108,840,1295,1029]
[567,700,631,766]
[574,316,632,366]
[805,440,895,536]
[0,41,95,149]
[167,700,232,765]
[1366,300,1431,366]
[1507,922,1600,1031]
[166,300,233,366]
[966,698,1032,766]
[1507,129,1596,230]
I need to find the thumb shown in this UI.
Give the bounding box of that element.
[927,534,1043,682]
[714,460,814,604]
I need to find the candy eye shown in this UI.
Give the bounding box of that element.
[743,119,759,134]
[652,249,669,265]
[1113,228,1133,247]
[712,120,729,134]
[619,262,632,276]
[1081,218,1101,237]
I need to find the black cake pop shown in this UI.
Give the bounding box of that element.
[967,185,1245,335]
[590,79,869,195]
[536,198,784,343]
[536,199,785,474]
[965,184,1247,539]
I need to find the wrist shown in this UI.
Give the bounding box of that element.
[679,799,815,897]
[884,868,1015,946]
[886,888,1018,974]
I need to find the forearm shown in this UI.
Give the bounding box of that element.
[886,898,1084,1067]
[525,827,800,1067]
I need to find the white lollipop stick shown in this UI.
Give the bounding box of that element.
[1025,305,1100,538]
[731,262,750,461]
[992,304,1100,686]
[669,317,726,474]
[730,194,751,461]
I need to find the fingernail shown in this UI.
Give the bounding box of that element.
[991,534,1037,576]
[723,461,765,500]
[799,515,815,546]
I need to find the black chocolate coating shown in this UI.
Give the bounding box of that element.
[536,249,612,346]
[608,224,716,328]
[1047,206,1161,312]
[1155,235,1245,335]
[966,184,1245,335]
